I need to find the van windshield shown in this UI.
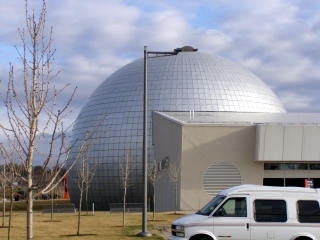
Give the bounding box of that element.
[196,195,226,216]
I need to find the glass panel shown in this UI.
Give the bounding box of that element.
[198,195,226,216]
[285,178,305,187]
[215,197,247,217]
[298,200,320,223]
[264,163,284,170]
[263,178,284,187]
[285,164,308,170]
[254,200,287,222]
[310,164,320,170]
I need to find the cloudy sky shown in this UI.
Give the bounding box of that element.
[1,0,320,133]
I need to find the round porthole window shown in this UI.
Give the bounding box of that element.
[203,162,241,197]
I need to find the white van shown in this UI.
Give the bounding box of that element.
[169,185,320,240]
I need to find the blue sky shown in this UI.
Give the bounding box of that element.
[1,0,320,136]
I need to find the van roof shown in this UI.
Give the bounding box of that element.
[220,185,320,197]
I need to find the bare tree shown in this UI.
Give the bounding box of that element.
[168,159,181,214]
[72,131,101,236]
[0,143,24,240]
[84,165,97,216]
[0,158,7,228]
[147,158,169,220]
[0,1,80,239]
[118,146,137,227]
[47,166,63,222]
[49,168,55,222]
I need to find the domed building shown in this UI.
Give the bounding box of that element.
[67,47,293,211]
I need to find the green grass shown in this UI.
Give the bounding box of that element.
[0,200,183,240]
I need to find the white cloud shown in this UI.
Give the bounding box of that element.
[1,0,320,128]
[2,0,320,167]
[278,91,317,113]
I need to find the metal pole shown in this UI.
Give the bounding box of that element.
[137,46,179,237]
[137,46,152,237]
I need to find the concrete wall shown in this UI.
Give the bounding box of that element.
[180,125,263,211]
[153,113,320,212]
[264,170,320,179]
[152,112,182,212]
[153,112,263,211]
[256,125,320,161]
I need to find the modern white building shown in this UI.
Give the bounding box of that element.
[153,111,320,211]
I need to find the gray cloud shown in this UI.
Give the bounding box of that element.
[1,0,320,130]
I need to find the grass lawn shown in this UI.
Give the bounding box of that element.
[0,200,183,240]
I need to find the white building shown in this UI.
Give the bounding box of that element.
[153,111,320,211]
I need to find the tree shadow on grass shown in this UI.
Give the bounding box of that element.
[166,213,185,215]
[62,234,98,237]
[43,220,62,222]
[127,233,162,239]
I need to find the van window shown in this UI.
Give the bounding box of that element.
[214,198,247,217]
[254,200,287,222]
[297,200,320,223]
[197,195,226,216]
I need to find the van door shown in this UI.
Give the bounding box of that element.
[250,198,288,240]
[212,196,250,240]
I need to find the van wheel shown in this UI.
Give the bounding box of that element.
[295,237,312,240]
[190,235,212,240]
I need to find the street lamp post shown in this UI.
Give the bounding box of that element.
[137,46,178,237]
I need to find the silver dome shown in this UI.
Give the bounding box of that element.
[67,51,286,210]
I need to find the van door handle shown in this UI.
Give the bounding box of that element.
[246,223,249,230]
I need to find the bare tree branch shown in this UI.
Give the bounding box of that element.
[0,143,24,240]
[147,157,169,220]
[118,146,137,227]
[69,131,101,236]
[168,159,181,214]
[0,1,82,239]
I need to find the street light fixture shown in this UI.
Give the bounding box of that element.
[137,46,179,237]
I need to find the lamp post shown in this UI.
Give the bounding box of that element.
[137,46,178,237]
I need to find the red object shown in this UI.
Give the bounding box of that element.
[304,179,308,188]
[305,179,314,188]
[64,174,69,199]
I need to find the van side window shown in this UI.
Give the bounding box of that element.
[297,200,320,223]
[254,200,287,222]
[215,197,247,217]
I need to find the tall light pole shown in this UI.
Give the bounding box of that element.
[137,46,178,237]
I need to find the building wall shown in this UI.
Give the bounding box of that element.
[264,170,320,179]
[180,125,263,211]
[153,113,320,212]
[152,113,183,212]
[256,125,320,161]
[153,112,264,211]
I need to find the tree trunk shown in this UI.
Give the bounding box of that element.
[27,157,34,240]
[153,187,155,220]
[50,190,53,222]
[8,186,14,240]
[85,188,88,215]
[27,189,33,240]
[86,168,89,216]
[174,182,177,214]
[77,183,83,236]
[2,182,5,227]
[122,187,126,227]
